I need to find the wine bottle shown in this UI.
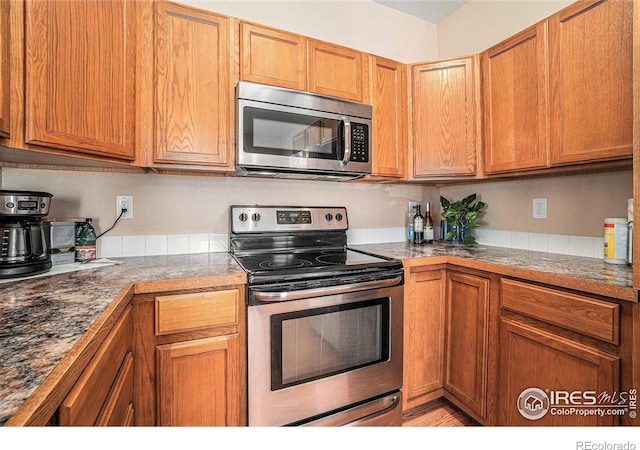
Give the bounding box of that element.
[413,205,424,245]
[424,202,434,244]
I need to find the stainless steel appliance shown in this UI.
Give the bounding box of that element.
[234,82,372,181]
[44,218,81,265]
[0,190,53,278]
[230,205,403,426]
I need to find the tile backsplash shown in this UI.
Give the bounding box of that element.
[97,228,606,260]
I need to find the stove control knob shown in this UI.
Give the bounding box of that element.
[335,213,343,222]
[252,213,261,222]
[239,213,248,222]
[325,213,333,222]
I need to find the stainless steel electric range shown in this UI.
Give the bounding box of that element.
[229,205,404,426]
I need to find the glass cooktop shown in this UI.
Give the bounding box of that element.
[233,248,397,275]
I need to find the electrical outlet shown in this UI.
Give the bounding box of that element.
[409,201,418,214]
[533,198,547,219]
[116,195,133,219]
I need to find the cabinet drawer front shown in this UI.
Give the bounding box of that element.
[96,352,134,426]
[501,279,619,344]
[155,290,239,336]
[60,305,133,426]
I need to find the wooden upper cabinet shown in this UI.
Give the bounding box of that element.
[482,23,549,174]
[370,56,406,179]
[411,56,481,178]
[0,0,9,139]
[548,0,633,166]
[24,0,136,160]
[240,22,306,91]
[154,2,232,168]
[308,40,367,102]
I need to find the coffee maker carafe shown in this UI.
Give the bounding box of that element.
[0,190,53,278]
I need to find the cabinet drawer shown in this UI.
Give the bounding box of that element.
[59,305,133,426]
[501,279,619,344]
[96,352,134,426]
[155,290,239,336]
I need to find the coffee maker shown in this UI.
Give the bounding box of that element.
[0,190,53,278]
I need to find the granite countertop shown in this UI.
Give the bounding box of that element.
[352,242,636,302]
[0,244,637,426]
[0,253,246,426]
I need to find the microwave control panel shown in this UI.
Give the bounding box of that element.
[350,123,369,163]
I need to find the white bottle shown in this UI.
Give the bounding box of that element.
[424,203,434,244]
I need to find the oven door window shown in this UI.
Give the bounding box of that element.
[270,297,390,391]
[243,107,342,160]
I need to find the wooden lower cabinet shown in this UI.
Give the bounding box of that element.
[133,286,246,426]
[497,317,620,426]
[402,267,446,410]
[443,270,490,422]
[497,278,623,426]
[156,334,240,426]
[59,305,134,426]
[402,265,497,423]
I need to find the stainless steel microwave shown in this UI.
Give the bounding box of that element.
[234,82,372,181]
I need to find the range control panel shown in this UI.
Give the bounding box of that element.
[231,206,348,233]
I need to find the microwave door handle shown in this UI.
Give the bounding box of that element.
[340,117,351,166]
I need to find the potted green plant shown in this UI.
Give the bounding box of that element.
[440,193,486,245]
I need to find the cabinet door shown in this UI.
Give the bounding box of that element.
[549,0,633,166]
[370,56,406,178]
[157,334,240,426]
[24,0,136,160]
[154,2,232,168]
[411,56,480,177]
[444,271,489,420]
[240,22,306,91]
[482,23,549,174]
[0,0,9,139]
[498,318,620,426]
[308,40,366,102]
[403,269,445,411]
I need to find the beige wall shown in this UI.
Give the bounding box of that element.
[1,167,432,236]
[438,171,633,237]
[437,0,573,59]
[181,0,439,63]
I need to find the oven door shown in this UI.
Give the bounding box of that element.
[247,284,403,426]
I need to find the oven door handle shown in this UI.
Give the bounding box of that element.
[302,393,401,427]
[252,276,402,302]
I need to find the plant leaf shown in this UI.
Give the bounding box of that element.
[444,231,457,241]
[464,236,478,244]
[465,211,479,221]
[461,193,476,207]
[443,209,457,219]
[473,201,486,211]
[440,196,450,209]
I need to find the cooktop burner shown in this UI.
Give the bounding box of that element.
[235,249,392,274]
[258,255,314,270]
